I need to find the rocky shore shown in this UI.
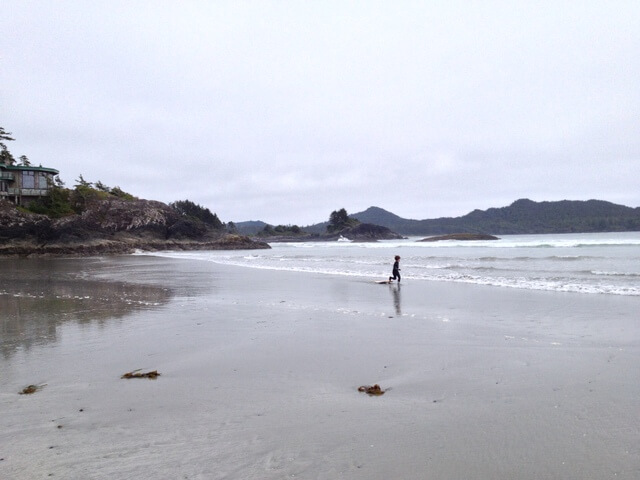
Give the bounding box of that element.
[0,198,269,256]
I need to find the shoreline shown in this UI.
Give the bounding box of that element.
[0,235,270,257]
[1,256,639,479]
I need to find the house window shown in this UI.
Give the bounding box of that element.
[22,171,35,189]
[38,172,51,189]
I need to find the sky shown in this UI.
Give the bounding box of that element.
[2,1,639,226]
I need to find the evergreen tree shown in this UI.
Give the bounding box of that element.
[0,127,17,165]
[170,199,224,229]
[94,180,110,192]
[327,208,358,233]
[0,144,15,165]
[0,127,14,148]
[75,174,93,188]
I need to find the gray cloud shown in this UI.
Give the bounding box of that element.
[2,1,639,225]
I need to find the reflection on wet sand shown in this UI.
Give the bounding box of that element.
[390,283,401,316]
[0,258,173,359]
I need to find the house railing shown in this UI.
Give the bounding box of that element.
[7,188,51,196]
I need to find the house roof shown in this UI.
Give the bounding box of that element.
[0,164,59,175]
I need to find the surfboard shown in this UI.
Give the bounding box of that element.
[375,280,392,284]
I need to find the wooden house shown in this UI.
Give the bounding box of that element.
[0,163,59,206]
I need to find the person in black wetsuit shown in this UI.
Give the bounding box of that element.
[389,255,401,283]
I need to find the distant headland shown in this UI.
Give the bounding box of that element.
[0,175,270,256]
[1,125,271,255]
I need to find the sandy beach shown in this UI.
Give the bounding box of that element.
[1,255,639,479]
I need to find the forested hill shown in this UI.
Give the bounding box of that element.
[348,199,640,235]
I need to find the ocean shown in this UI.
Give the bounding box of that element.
[142,232,640,296]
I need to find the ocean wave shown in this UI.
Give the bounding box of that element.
[591,270,640,278]
[135,236,640,296]
[478,255,599,262]
[268,236,640,254]
[417,272,640,296]
[143,252,638,296]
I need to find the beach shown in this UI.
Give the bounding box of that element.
[1,254,639,479]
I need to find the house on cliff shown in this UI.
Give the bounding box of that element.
[0,162,59,206]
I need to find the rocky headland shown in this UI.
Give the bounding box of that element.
[0,198,269,256]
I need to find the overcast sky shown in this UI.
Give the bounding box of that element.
[2,1,639,225]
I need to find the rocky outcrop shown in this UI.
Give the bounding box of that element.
[257,223,403,243]
[333,223,404,242]
[0,200,51,239]
[0,198,269,256]
[418,233,499,242]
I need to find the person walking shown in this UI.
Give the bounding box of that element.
[389,255,401,283]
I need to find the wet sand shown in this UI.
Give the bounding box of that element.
[1,255,639,479]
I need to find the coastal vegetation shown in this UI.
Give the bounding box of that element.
[0,127,17,165]
[169,199,224,229]
[327,208,360,233]
[257,224,304,236]
[26,175,135,218]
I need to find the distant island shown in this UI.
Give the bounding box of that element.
[237,199,639,236]
[251,208,403,242]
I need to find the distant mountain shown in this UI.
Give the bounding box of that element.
[238,199,640,236]
[347,206,408,227]
[346,206,423,234]
[347,199,640,235]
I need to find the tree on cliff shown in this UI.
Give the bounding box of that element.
[257,224,303,236]
[226,221,238,234]
[0,127,16,165]
[75,174,93,188]
[170,199,224,229]
[0,127,15,146]
[0,145,15,165]
[327,208,359,233]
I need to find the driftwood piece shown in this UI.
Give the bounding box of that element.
[19,384,45,395]
[121,369,160,379]
[358,384,385,396]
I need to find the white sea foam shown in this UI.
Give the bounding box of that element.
[138,232,640,296]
